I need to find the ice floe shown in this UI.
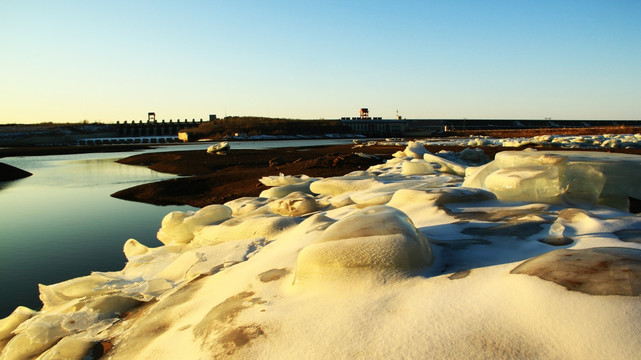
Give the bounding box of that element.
[390,132,641,150]
[2,143,641,360]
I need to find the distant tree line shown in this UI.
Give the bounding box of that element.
[183,117,352,139]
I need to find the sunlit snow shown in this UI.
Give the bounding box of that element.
[2,139,641,359]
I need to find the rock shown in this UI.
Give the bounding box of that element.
[269,157,283,167]
[0,162,32,181]
[511,247,641,296]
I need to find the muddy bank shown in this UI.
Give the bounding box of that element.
[111,144,402,207]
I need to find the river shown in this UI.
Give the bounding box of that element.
[0,139,353,316]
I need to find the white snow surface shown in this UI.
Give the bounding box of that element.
[2,144,641,360]
[375,132,641,150]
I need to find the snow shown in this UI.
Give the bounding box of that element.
[2,144,641,359]
[206,142,230,154]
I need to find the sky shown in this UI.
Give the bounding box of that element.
[1,0,640,124]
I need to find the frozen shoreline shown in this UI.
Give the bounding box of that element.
[1,137,641,359]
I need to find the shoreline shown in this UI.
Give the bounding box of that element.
[111,144,404,207]
[111,143,641,208]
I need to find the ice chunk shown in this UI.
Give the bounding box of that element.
[269,191,318,216]
[392,141,428,159]
[563,164,606,204]
[259,173,317,187]
[347,178,453,207]
[0,306,37,341]
[401,159,434,175]
[484,165,563,203]
[423,153,466,176]
[259,174,319,199]
[541,221,572,246]
[405,141,429,158]
[389,187,497,208]
[294,206,432,283]
[206,142,229,154]
[39,273,113,310]
[84,295,143,317]
[157,205,232,245]
[224,197,270,216]
[464,150,641,210]
[260,182,315,199]
[462,161,500,189]
[3,312,112,360]
[192,214,301,247]
[123,239,151,260]
[349,190,396,206]
[458,148,489,164]
[309,176,378,196]
[35,334,94,360]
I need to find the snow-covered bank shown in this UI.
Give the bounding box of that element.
[2,143,641,359]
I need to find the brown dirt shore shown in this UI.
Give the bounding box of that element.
[112,144,406,207]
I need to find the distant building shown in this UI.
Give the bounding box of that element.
[341,118,408,137]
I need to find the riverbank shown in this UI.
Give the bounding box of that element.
[112,144,405,207]
[111,141,641,208]
[111,144,522,207]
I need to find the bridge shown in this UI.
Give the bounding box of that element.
[77,136,180,145]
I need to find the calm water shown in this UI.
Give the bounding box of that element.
[0,139,353,316]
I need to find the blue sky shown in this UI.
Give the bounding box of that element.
[1,0,639,123]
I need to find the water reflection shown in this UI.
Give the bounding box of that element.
[0,153,195,316]
[0,139,354,316]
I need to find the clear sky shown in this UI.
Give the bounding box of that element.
[1,0,640,124]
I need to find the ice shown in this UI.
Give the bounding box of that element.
[156,205,232,245]
[392,140,429,158]
[259,173,317,187]
[423,152,466,176]
[259,174,319,199]
[38,273,114,310]
[123,238,151,260]
[206,141,229,154]
[35,334,95,360]
[224,197,271,216]
[191,214,300,247]
[294,206,432,284]
[2,312,115,360]
[309,175,379,196]
[268,191,318,216]
[0,306,36,342]
[463,150,641,210]
[484,165,564,203]
[400,159,434,175]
